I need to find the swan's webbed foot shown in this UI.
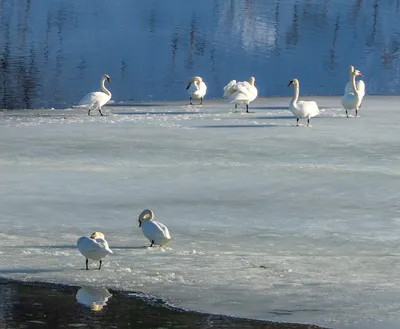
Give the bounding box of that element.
[296,118,299,126]
[150,240,154,247]
[98,260,102,270]
[189,97,193,105]
[86,259,89,270]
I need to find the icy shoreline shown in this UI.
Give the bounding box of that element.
[0,96,400,329]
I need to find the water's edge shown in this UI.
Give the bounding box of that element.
[0,277,326,329]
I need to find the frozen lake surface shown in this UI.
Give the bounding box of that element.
[0,96,399,329]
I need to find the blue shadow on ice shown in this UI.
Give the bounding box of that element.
[113,111,201,116]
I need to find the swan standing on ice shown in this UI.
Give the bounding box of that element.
[223,77,258,113]
[287,79,319,126]
[344,65,365,107]
[341,69,364,118]
[186,76,207,105]
[78,74,112,116]
[138,209,172,247]
[77,232,113,270]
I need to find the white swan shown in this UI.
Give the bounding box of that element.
[138,209,171,247]
[344,65,365,103]
[341,69,364,118]
[223,77,258,113]
[76,286,112,311]
[186,76,207,105]
[77,232,113,270]
[77,74,112,116]
[287,79,319,126]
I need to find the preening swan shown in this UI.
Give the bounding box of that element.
[77,232,113,270]
[186,76,207,105]
[138,209,172,247]
[344,65,365,106]
[287,79,319,126]
[223,77,258,113]
[78,74,112,116]
[341,69,364,118]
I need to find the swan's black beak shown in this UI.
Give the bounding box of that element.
[287,80,293,87]
[107,77,111,83]
[138,220,142,227]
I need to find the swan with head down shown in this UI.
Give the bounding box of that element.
[287,79,319,126]
[341,69,364,118]
[77,74,112,116]
[138,209,171,247]
[77,231,113,270]
[223,77,258,113]
[186,76,207,105]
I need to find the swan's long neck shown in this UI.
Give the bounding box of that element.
[101,78,111,96]
[351,73,358,95]
[292,83,299,104]
[349,66,354,81]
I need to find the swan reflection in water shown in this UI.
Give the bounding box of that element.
[76,286,113,311]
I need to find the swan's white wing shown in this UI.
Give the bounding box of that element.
[77,236,112,261]
[154,221,172,239]
[141,221,171,245]
[223,80,237,98]
[228,81,258,103]
[188,81,207,98]
[296,100,320,117]
[344,80,365,95]
[77,91,111,108]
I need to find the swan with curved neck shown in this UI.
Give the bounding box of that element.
[138,209,171,247]
[78,74,112,116]
[341,69,364,117]
[186,76,207,105]
[344,65,365,96]
[77,231,113,270]
[287,79,319,126]
[223,77,258,113]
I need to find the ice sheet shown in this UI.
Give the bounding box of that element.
[0,96,399,329]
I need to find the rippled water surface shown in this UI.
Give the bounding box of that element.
[1,0,400,108]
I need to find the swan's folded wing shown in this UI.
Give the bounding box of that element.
[94,238,113,254]
[154,222,171,239]
[231,81,257,101]
[223,80,237,97]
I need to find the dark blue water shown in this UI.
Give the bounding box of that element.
[0,0,399,108]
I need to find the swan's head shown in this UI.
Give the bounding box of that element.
[138,209,154,227]
[102,74,111,83]
[90,232,105,240]
[349,65,355,73]
[353,70,363,77]
[248,77,255,86]
[287,79,299,87]
[186,76,203,89]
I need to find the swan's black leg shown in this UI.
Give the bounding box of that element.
[189,97,193,105]
[355,109,358,117]
[99,108,104,116]
[246,104,249,113]
[98,260,102,270]
[346,110,349,118]
[86,259,89,270]
[200,97,203,105]
[88,109,91,116]
[307,118,310,127]
[296,118,299,126]
[150,240,154,247]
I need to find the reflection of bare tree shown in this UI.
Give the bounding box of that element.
[366,0,379,47]
[326,15,340,69]
[286,4,299,46]
[185,15,206,69]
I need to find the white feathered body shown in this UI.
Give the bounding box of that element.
[223,80,258,104]
[341,92,362,111]
[289,100,319,119]
[141,220,172,246]
[77,236,113,261]
[78,91,111,109]
[188,81,207,99]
